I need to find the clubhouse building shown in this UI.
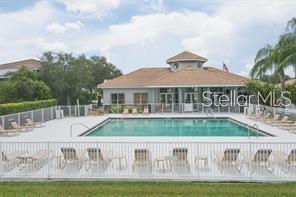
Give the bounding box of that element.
[98,51,248,113]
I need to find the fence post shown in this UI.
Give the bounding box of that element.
[48,141,51,179]
[42,109,44,122]
[50,107,53,120]
[17,113,21,124]
[31,111,34,122]
[84,106,87,116]
[69,106,71,117]
[249,141,252,180]
[2,116,4,129]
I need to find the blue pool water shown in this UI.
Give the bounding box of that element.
[85,118,268,137]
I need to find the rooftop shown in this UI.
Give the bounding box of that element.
[166,51,208,63]
[98,51,248,88]
[0,59,42,70]
[98,67,248,88]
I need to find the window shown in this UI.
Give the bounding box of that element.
[134,93,148,105]
[173,63,179,70]
[111,93,125,104]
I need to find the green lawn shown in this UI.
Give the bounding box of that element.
[0,181,295,196]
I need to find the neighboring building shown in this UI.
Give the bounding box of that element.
[97,51,248,112]
[0,59,42,78]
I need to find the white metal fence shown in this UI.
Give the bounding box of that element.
[0,105,92,129]
[0,141,295,181]
[103,103,245,114]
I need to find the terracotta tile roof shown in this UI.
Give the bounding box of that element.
[148,67,248,87]
[166,51,208,63]
[98,66,248,88]
[0,59,42,70]
[98,68,171,88]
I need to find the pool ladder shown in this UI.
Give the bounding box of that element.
[70,123,90,137]
[247,123,259,138]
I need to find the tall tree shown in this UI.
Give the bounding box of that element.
[250,17,296,96]
[39,52,122,105]
[275,17,296,79]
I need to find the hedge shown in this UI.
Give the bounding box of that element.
[0,99,57,116]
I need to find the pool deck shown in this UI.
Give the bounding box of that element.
[1,113,296,181]
[2,113,296,142]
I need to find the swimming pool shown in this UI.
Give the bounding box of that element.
[85,118,270,137]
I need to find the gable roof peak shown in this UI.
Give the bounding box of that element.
[166,51,208,63]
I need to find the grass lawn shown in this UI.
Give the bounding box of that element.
[0,181,295,196]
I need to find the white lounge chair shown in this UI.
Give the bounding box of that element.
[271,116,294,126]
[143,106,149,114]
[122,107,129,115]
[248,111,263,120]
[23,116,45,128]
[60,147,86,170]
[0,124,20,137]
[273,149,296,173]
[259,112,272,122]
[131,107,138,114]
[9,119,33,131]
[241,149,273,174]
[279,121,296,129]
[263,113,280,124]
[213,148,241,173]
[132,149,152,172]
[17,149,50,171]
[1,151,27,171]
[170,147,190,172]
[85,148,112,171]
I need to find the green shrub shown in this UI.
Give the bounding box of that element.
[0,99,57,115]
[111,105,123,113]
[286,84,296,104]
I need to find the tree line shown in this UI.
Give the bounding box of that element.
[0,52,122,105]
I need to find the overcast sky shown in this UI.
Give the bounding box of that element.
[0,0,295,76]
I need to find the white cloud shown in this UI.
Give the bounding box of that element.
[46,21,84,34]
[0,1,58,63]
[1,0,295,75]
[70,0,294,73]
[55,0,120,18]
[37,38,69,52]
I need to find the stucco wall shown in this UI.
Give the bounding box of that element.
[102,88,157,105]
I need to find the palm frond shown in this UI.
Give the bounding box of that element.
[276,52,296,73]
[250,58,273,78]
[254,45,273,63]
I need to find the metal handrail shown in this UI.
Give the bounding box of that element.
[70,123,90,137]
[247,123,259,138]
[252,123,259,137]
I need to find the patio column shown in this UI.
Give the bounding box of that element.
[178,88,183,112]
[151,88,157,113]
[233,87,238,112]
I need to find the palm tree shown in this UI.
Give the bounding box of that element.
[250,43,284,90]
[275,17,296,79]
[251,17,296,94]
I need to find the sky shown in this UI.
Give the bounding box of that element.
[0,0,295,76]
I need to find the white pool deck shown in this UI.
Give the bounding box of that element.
[1,113,296,181]
[2,113,296,142]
